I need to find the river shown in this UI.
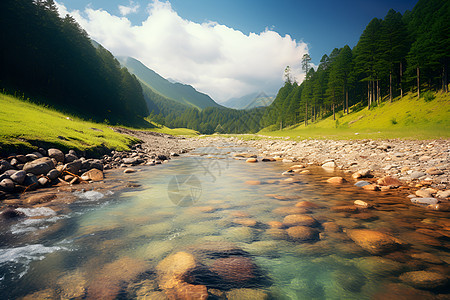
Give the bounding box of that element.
[0,144,448,299]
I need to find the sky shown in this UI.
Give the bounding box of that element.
[55,0,418,103]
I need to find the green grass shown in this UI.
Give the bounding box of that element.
[0,92,141,154]
[143,122,199,136]
[259,91,450,140]
[0,92,199,155]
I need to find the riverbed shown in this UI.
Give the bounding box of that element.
[0,144,448,299]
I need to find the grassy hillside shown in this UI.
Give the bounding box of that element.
[259,92,450,140]
[0,93,199,156]
[0,93,140,155]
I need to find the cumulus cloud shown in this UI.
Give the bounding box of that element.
[55,0,309,102]
[118,1,140,16]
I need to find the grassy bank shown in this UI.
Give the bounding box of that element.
[0,93,141,155]
[259,92,450,140]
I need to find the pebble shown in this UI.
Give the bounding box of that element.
[124,168,136,174]
[410,197,438,205]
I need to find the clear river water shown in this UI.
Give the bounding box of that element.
[0,144,448,299]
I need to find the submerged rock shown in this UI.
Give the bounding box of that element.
[210,257,256,283]
[327,177,347,184]
[410,197,438,205]
[286,226,319,241]
[226,288,269,300]
[283,214,317,227]
[346,229,405,255]
[399,270,448,289]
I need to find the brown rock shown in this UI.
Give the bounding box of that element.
[233,218,257,227]
[245,180,261,185]
[265,228,288,240]
[267,221,284,228]
[287,226,319,241]
[377,176,402,187]
[399,271,448,289]
[283,214,317,227]
[88,257,148,300]
[81,168,104,181]
[415,189,434,198]
[372,283,438,300]
[354,200,371,208]
[331,205,359,213]
[210,257,256,283]
[230,211,250,218]
[226,288,269,300]
[327,177,347,184]
[164,282,208,300]
[295,201,320,208]
[346,229,404,254]
[322,222,340,233]
[272,206,308,215]
[156,252,197,289]
[362,184,380,191]
[24,192,58,205]
[246,158,258,163]
[124,168,136,173]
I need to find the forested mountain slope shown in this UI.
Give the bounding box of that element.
[118,56,222,110]
[262,0,449,131]
[0,0,149,126]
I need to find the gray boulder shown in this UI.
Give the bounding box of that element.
[0,178,15,192]
[23,173,39,189]
[47,169,60,180]
[0,160,12,173]
[65,159,82,175]
[23,157,54,175]
[81,159,103,171]
[10,170,26,184]
[48,148,65,163]
[64,153,78,163]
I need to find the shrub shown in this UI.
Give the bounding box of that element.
[423,91,436,102]
[391,117,398,125]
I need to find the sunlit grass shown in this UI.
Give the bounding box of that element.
[0,92,139,153]
[259,92,450,140]
[0,92,199,154]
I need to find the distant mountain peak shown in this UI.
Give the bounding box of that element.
[222,91,274,110]
[117,56,222,110]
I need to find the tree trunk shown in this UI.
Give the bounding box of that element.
[332,88,335,120]
[400,62,403,99]
[346,90,349,114]
[377,80,380,105]
[368,81,371,109]
[417,67,420,98]
[389,71,392,103]
[305,99,308,126]
[442,63,448,93]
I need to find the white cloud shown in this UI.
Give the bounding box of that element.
[118,1,140,16]
[55,0,309,102]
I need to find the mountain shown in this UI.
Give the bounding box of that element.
[117,56,222,110]
[1,1,149,126]
[222,92,274,110]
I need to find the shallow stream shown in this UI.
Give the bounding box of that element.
[0,144,449,299]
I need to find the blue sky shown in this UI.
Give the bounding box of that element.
[58,0,418,101]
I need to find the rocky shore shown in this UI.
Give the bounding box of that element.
[214,136,450,210]
[1,130,449,212]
